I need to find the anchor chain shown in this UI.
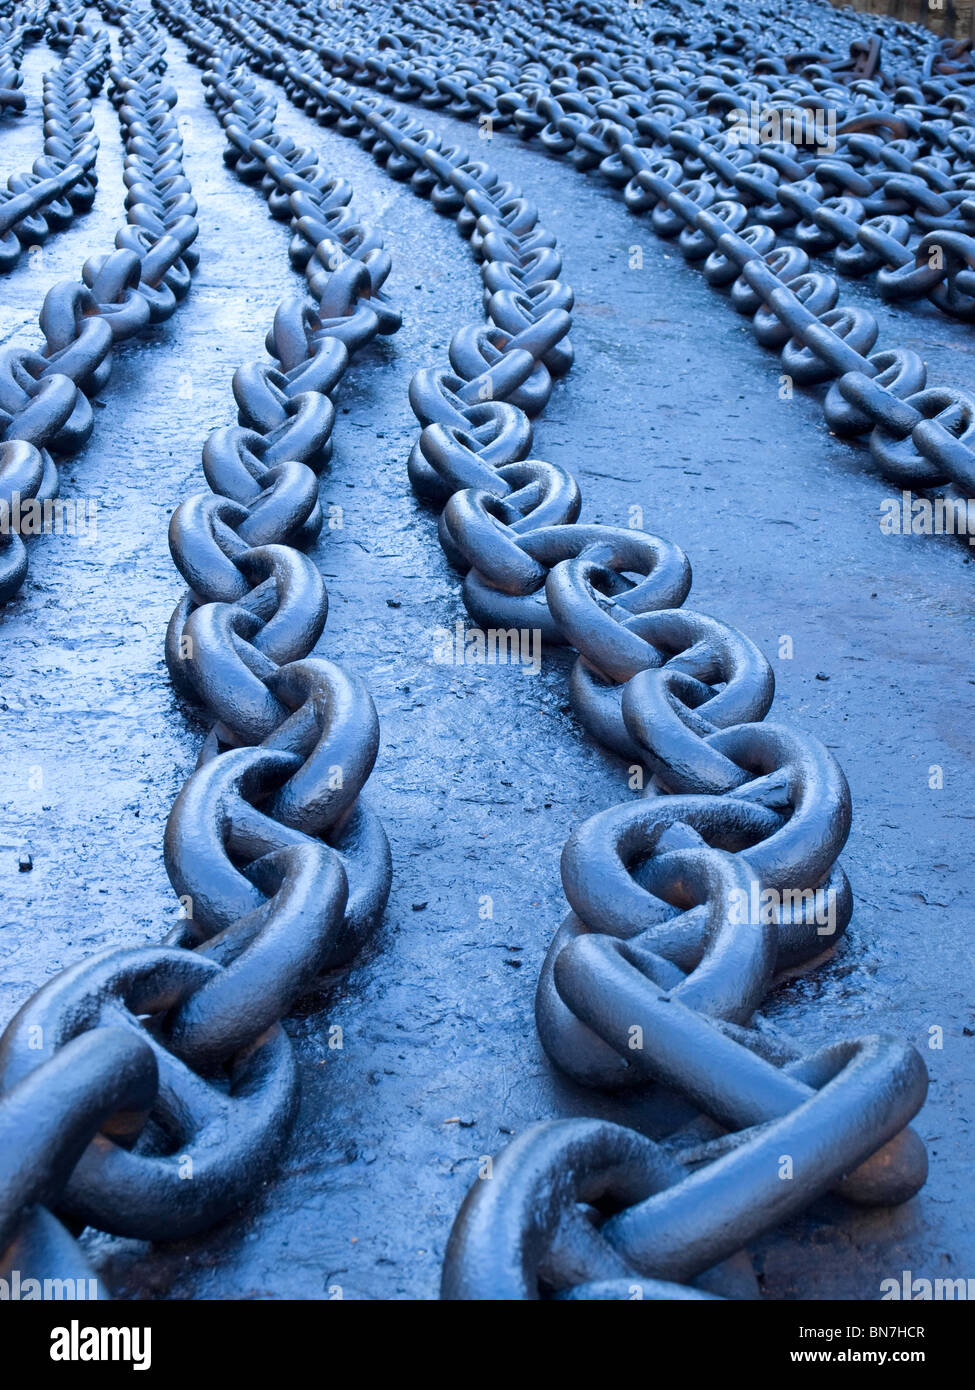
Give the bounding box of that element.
[0,20,107,275]
[242,0,975,511]
[159,0,932,1301]
[1,8,401,1293]
[1,0,399,1285]
[0,0,199,604]
[0,2,45,115]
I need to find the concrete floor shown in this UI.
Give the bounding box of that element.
[0,20,972,1299]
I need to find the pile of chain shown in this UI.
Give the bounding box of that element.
[235,0,975,512]
[0,22,107,275]
[0,0,402,1292]
[0,1,198,605]
[157,0,933,1301]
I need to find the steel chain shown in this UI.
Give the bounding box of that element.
[0,0,199,605]
[1,0,400,1283]
[0,2,46,115]
[241,0,975,506]
[0,19,107,275]
[158,0,932,1301]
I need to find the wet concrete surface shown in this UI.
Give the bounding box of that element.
[0,21,972,1300]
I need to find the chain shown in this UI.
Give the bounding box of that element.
[167,0,933,1301]
[0,0,199,607]
[0,0,400,1288]
[0,21,108,276]
[0,1,46,115]
[0,0,944,1299]
[241,0,975,511]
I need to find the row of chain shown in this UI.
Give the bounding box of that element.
[0,0,200,609]
[165,0,932,1301]
[0,1,46,114]
[0,15,107,274]
[250,0,975,505]
[0,0,406,1286]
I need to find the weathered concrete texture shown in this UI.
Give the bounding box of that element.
[0,27,972,1300]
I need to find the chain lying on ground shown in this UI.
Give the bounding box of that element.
[237,0,975,516]
[0,0,399,1290]
[0,22,108,275]
[0,1,44,115]
[232,0,975,316]
[0,2,198,606]
[162,0,931,1301]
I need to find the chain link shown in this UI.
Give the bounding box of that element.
[0,17,107,275]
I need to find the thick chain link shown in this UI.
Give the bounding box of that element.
[2,0,399,1282]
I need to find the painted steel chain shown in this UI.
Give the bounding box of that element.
[241,0,975,513]
[0,0,400,1290]
[0,19,108,275]
[162,0,931,1301]
[0,1,198,605]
